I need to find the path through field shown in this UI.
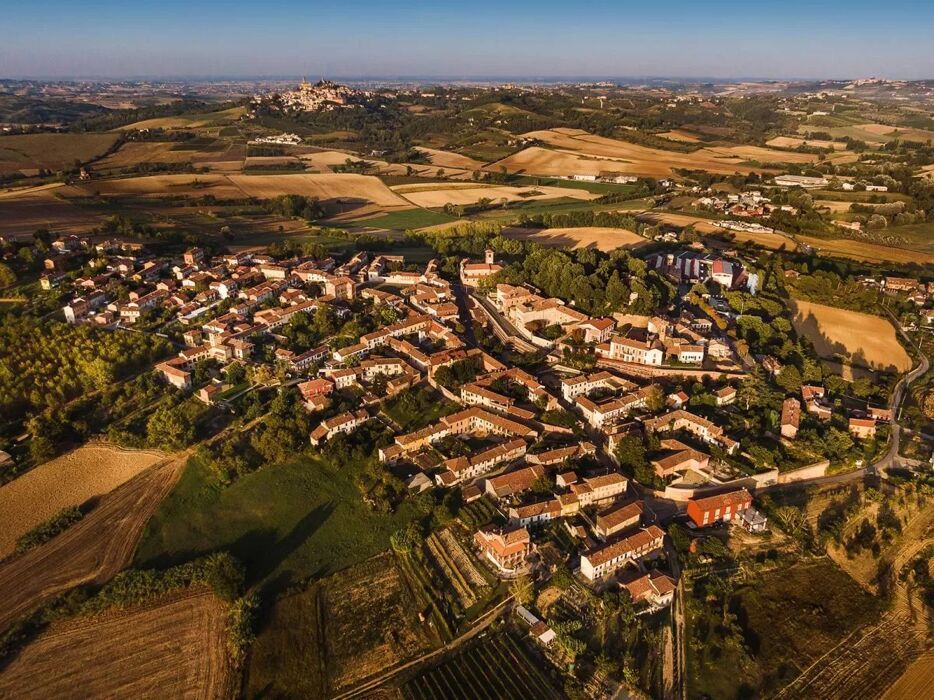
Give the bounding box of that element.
[0,455,186,632]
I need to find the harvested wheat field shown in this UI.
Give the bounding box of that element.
[503,226,647,252]
[659,130,701,142]
[298,149,360,170]
[766,136,846,151]
[70,173,247,199]
[636,211,723,234]
[489,128,816,178]
[0,589,231,699]
[790,299,911,373]
[229,173,413,208]
[415,147,487,170]
[95,142,202,169]
[0,445,165,558]
[710,229,798,251]
[797,235,934,265]
[0,190,103,238]
[394,183,597,208]
[0,133,120,175]
[883,652,934,700]
[0,456,185,632]
[815,200,856,213]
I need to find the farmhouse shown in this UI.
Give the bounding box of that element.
[474,525,532,574]
[849,417,877,439]
[621,570,677,609]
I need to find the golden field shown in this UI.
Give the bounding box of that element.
[789,299,911,373]
[502,226,648,252]
[0,445,165,558]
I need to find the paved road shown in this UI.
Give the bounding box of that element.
[872,320,930,475]
[470,291,540,353]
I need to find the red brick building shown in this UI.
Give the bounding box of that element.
[686,489,752,528]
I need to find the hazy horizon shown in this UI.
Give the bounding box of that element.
[2,0,933,81]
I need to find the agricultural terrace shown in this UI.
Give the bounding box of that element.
[401,630,562,700]
[0,445,165,557]
[0,590,231,699]
[789,300,912,373]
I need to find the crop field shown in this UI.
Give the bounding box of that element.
[68,173,248,199]
[797,121,934,145]
[789,299,912,373]
[0,445,165,558]
[0,189,103,238]
[401,630,561,700]
[116,105,247,131]
[635,210,723,234]
[393,183,598,208]
[229,173,413,207]
[0,456,185,632]
[356,208,459,230]
[659,129,701,142]
[415,147,488,170]
[709,228,799,251]
[0,133,120,175]
[488,128,817,178]
[246,552,434,698]
[766,136,846,151]
[94,140,246,170]
[503,225,648,252]
[883,652,934,700]
[797,234,934,264]
[0,589,230,699]
[324,552,434,691]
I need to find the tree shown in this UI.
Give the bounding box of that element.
[389,522,421,553]
[510,574,534,606]
[0,262,15,289]
[146,404,194,450]
[776,365,802,393]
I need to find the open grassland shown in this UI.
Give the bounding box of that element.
[0,589,230,699]
[246,552,435,697]
[0,445,165,558]
[0,190,102,238]
[0,456,185,632]
[116,106,247,131]
[797,121,934,145]
[503,225,647,252]
[393,183,598,208]
[415,147,487,170]
[797,235,934,264]
[789,299,911,373]
[135,455,418,590]
[401,630,561,700]
[0,133,120,175]
[488,127,818,178]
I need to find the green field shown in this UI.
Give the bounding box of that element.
[354,208,459,230]
[135,454,418,590]
[686,558,883,699]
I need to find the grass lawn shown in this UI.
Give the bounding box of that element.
[355,208,459,230]
[134,454,417,591]
[686,558,882,699]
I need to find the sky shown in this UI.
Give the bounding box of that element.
[2,0,932,80]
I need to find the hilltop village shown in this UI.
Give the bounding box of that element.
[42,229,925,605]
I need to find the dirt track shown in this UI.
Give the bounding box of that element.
[0,589,230,699]
[0,456,186,633]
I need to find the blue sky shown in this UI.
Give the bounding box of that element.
[2,1,932,79]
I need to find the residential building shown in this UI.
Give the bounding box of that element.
[580,526,666,581]
[686,489,752,528]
